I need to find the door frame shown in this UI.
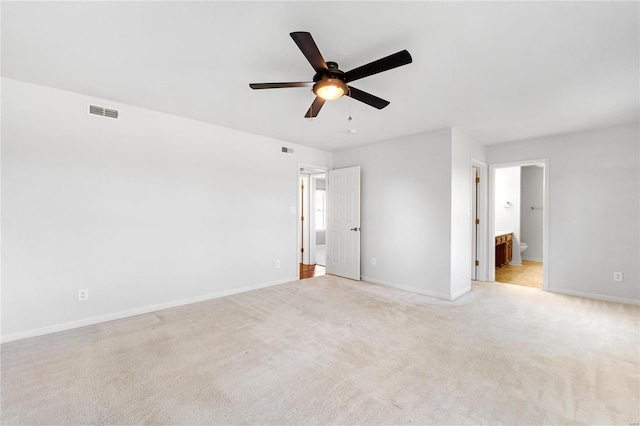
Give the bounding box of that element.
[488,158,550,290]
[297,163,328,280]
[299,174,311,265]
[471,159,489,281]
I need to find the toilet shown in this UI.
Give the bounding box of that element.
[520,242,528,254]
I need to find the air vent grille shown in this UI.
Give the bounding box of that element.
[89,104,119,119]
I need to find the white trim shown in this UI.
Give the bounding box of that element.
[489,158,550,291]
[298,174,311,265]
[1,277,296,344]
[471,159,489,282]
[522,256,543,262]
[451,286,472,300]
[362,276,452,301]
[547,287,640,306]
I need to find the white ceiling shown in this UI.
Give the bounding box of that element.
[2,1,638,152]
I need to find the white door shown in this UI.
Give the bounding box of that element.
[326,166,361,280]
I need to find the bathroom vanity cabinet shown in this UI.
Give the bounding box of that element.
[495,232,513,268]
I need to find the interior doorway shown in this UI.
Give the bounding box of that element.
[298,165,327,280]
[313,174,327,268]
[471,160,488,282]
[472,166,479,280]
[489,159,549,290]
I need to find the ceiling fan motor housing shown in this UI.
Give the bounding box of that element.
[313,61,345,82]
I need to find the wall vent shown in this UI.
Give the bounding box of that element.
[89,104,119,119]
[281,147,294,154]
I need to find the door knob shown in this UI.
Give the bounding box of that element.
[350,227,360,232]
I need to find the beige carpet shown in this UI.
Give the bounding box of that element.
[2,276,639,425]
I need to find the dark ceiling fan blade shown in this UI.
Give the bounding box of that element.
[250,82,312,89]
[344,50,412,83]
[347,86,390,110]
[304,96,326,118]
[290,32,328,73]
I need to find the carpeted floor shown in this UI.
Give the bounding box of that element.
[1,277,638,425]
[495,259,543,289]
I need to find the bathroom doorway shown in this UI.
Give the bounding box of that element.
[489,160,549,290]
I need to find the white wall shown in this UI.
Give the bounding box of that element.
[450,129,475,298]
[495,167,521,241]
[333,129,454,299]
[487,124,639,303]
[521,165,544,260]
[1,78,332,339]
[333,128,483,300]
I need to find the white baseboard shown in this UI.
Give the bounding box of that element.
[451,286,472,300]
[522,256,543,262]
[1,277,297,344]
[547,287,640,306]
[361,276,452,301]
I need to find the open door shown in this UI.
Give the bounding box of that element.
[326,166,361,280]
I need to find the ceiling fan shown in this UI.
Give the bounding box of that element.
[249,32,413,118]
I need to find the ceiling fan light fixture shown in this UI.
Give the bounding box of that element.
[313,78,347,101]
[250,32,412,117]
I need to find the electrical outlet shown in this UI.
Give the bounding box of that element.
[613,272,623,282]
[275,260,281,269]
[78,289,88,301]
[496,217,502,223]
[289,206,296,214]
[371,257,376,266]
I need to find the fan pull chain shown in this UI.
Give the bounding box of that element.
[347,87,353,121]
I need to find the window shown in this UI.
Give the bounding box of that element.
[315,189,326,230]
